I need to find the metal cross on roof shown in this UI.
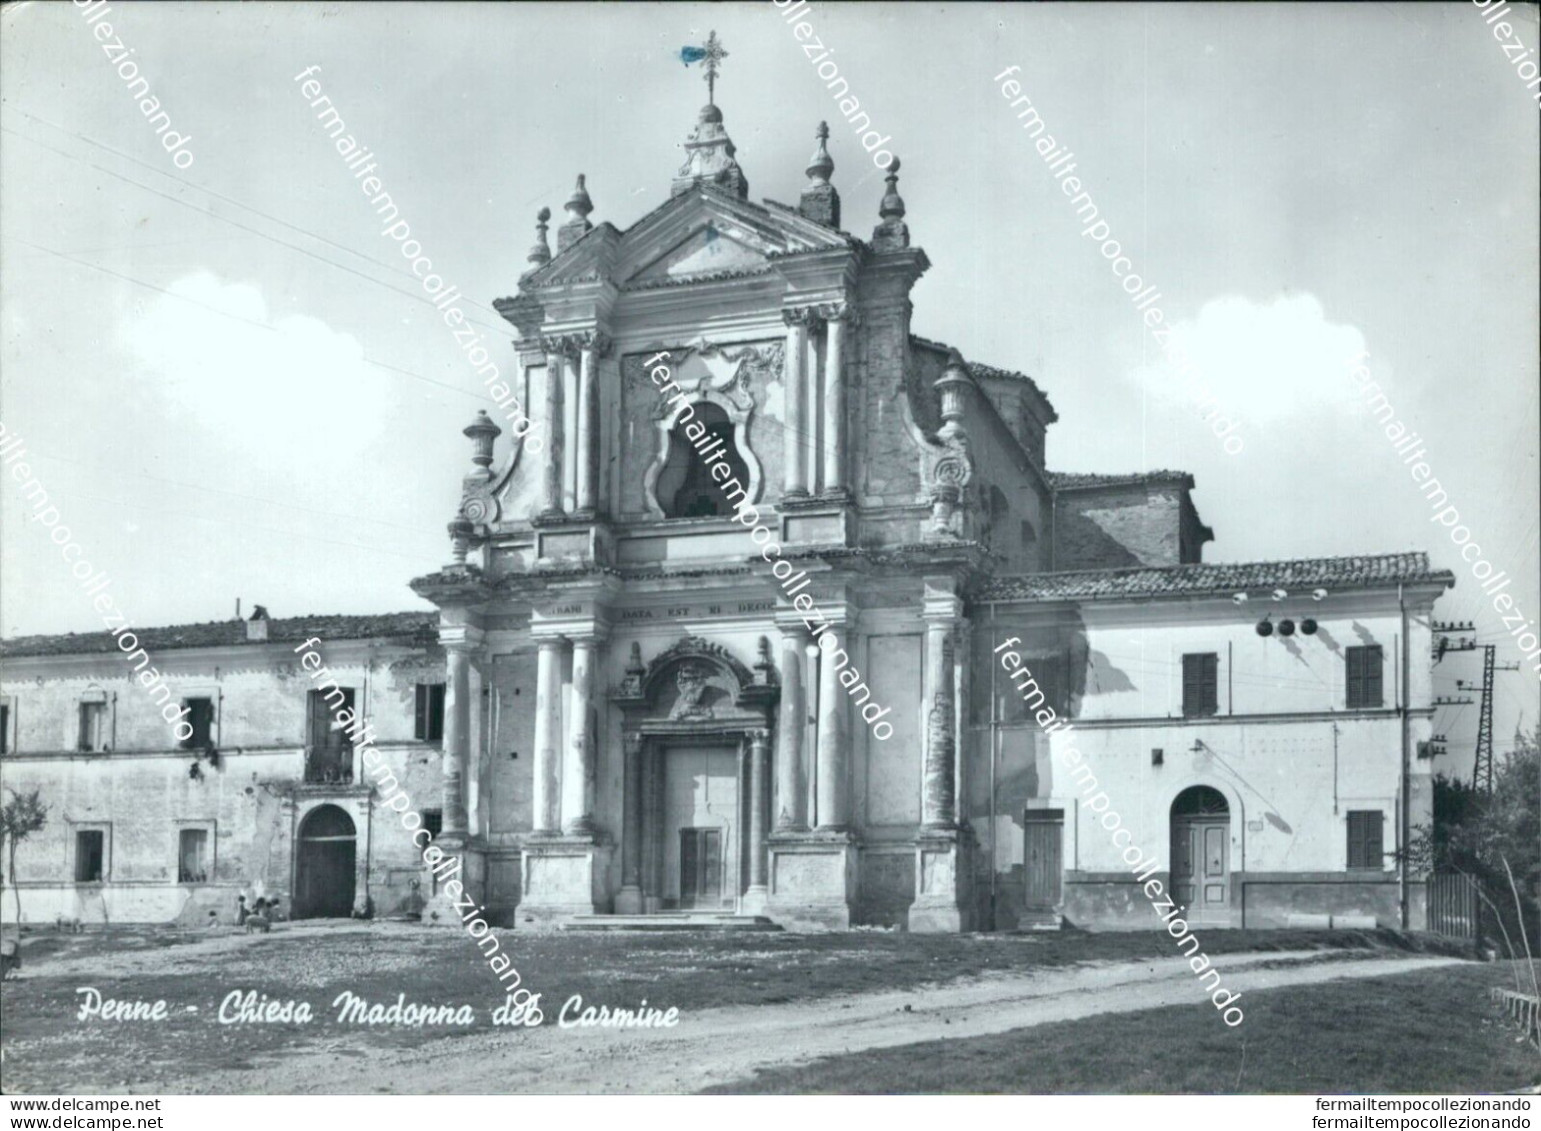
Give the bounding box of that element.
[701,30,728,105]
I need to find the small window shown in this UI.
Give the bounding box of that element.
[1346,810,1384,870]
[657,402,751,519]
[0,700,9,754]
[1182,653,1219,717]
[178,828,209,883]
[180,698,215,749]
[1020,519,1036,548]
[1345,646,1384,709]
[415,684,446,742]
[75,830,105,883]
[78,701,108,752]
[307,688,356,750]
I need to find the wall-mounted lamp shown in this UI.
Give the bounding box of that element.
[1301,618,1318,635]
[1151,748,1164,766]
[1278,618,1296,637]
[1256,616,1274,637]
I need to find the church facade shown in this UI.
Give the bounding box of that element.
[0,86,1454,933]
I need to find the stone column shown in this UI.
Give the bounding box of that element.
[561,348,580,514]
[561,635,599,836]
[646,740,665,911]
[616,731,644,913]
[954,619,971,826]
[540,348,566,520]
[805,324,822,493]
[782,311,809,499]
[822,313,846,493]
[575,338,602,518]
[775,629,808,831]
[441,636,476,838]
[815,626,850,831]
[922,618,957,829]
[531,637,565,835]
[743,728,771,912]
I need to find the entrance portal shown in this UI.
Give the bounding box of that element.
[662,746,738,910]
[294,804,356,919]
[1170,786,1230,925]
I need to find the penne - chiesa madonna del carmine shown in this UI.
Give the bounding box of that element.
[0,61,1454,935]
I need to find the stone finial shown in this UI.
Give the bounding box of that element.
[806,121,834,186]
[463,409,502,471]
[672,102,749,200]
[935,349,975,441]
[558,175,594,252]
[928,348,976,536]
[524,207,552,276]
[799,121,840,229]
[872,156,909,250]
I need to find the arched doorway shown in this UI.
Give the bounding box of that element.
[1170,786,1230,925]
[294,804,356,919]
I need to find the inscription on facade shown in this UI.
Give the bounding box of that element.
[605,604,770,620]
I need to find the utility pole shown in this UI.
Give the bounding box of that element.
[1432,622,1520,791]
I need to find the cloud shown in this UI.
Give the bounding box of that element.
[1130,294,1368,424]
[127,272,383,447]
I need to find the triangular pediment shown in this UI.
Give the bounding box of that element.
[520,185,857,294]
[628,223,771,286]
[616,187,855,289]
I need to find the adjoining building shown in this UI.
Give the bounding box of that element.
[0,88,1453,931]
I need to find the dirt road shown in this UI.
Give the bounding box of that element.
[183,947,1466,1094]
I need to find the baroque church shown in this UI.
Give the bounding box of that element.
[0,52,1453,933]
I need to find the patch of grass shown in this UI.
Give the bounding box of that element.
[0,923,1481,1093]
[710,962,1541,1094]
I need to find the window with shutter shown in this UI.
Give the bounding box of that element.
[1346,646,1384,708]
[1182,653,1219,717]
[1347,810,1384,869]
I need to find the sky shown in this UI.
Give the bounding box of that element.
[1,1,1537,776]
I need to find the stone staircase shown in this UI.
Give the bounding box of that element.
[561,911,782,932]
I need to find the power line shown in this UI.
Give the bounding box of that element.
[5,107,511,324]
[0,121,511,337]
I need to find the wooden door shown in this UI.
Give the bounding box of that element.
[1024,815,1063,908]
[679,828,723,909]
[1172,818,1229,922]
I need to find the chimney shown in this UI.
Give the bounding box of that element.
[245,605,270,642]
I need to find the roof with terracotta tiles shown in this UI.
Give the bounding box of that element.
[0,611,439,658]
[1049,470,1196,491]
[976,552,1455,603]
